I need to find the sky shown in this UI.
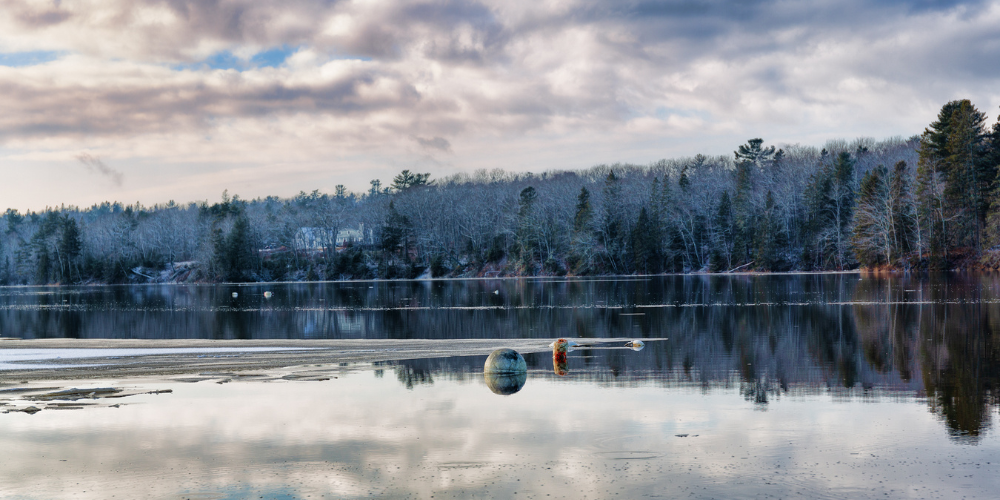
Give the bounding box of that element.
[1,0,999,211]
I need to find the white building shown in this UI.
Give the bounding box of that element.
[294,225,368,250]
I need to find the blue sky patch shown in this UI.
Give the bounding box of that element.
[0,51,63,67]
[202,51,244,70]
[174,46,299,71]
[171,47,376,71]
[251,46,298,68]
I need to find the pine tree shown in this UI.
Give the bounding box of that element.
[573,186,592,232]
[516,186,539,267]
[381,200,411,255]
[652,176,682,272]
[831,152,856,269]
[918,99,990,255]
[983,108,1000,247]
[391,170,431,191]
[802,152,855,269]
[732,139,777,265]
[600,171,627,273]
[755,191,787,270]
[943,101,989,248]
[711,191,734,271]
[631,207,659,274]
[59,217,82,282]
[214,213,256,282]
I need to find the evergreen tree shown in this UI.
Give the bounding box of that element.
[368,179,389,197]
[918,99,990,255]
[631,207,659,274]
[516,186,539,267]
[381,200,412,256]
[732,139,777,265]
[36,248,50,284]
[802,168,831,268]
[678,167,691,191]
[214,213,256,282]
[600,171,627,273]
[943,101,989,248]
[59,217,82,282]
[652,176,682,272]
[569,186,595,273]
[803,152,855,269]
[755,191,787,270]
[986,108,1000,175]
[983,108,1000,247]
[711,191,734,271]
[391,170,431,191]
[573,186,592,232]
[833,152,856,268]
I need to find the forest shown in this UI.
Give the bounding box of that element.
[2,99,1000,285]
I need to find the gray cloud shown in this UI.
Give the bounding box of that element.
[75,153,124,186]
[0,66,424,139]
[0,0,994,132]
[0,0,993,149]
[4,1,73,28]
[1,0,332,61]
[416,136,451,152]
[0,0,998,212]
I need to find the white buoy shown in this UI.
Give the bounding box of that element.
[232,292,238,298]
[484,348,527,373]
[263,291,273,299]
[484,348,527,395]
[625,340,645,351]
[493,290,500,295]
[548,338,579,350]
[484,371,527,395]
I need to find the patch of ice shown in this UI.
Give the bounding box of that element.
[0,347,318,371]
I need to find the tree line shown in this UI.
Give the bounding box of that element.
[1,99,999,284]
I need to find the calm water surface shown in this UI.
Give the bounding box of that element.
[1,274,999,499]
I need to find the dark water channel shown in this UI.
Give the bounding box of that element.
[2,274,1000,498]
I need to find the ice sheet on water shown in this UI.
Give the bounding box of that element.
[0,347,317,370]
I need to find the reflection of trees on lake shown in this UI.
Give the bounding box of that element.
[2,275,999,440]
[394,360,435,390]
[845,274,1000,443]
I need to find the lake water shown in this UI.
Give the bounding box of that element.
[1,274,999,499]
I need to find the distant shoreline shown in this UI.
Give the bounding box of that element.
[0,270,881,289]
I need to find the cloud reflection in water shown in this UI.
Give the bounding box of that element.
[1,369,998,499]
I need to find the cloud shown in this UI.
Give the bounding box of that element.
[415,136,452,152]
[0,0,998,210]
[75,153,124,187]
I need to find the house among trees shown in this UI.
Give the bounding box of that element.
[293,225,369,252]
[334,225,369,248]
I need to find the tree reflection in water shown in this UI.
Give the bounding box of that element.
[394,362,434,390]
[2,274,999,441]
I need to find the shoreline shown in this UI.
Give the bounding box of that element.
[0,270,873,289]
